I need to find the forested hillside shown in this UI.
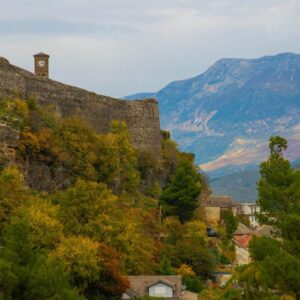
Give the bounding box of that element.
[0,96,231,299]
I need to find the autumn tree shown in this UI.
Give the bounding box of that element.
[55,180,122,242]
[0,167,29,231]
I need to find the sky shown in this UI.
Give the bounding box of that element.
[1,0,300,97]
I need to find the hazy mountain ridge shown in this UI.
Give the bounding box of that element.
[125,53,300,201]
[125,52,300,166]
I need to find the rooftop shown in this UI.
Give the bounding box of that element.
[204,195,241,208]
[234,223,254,235]
[255,225,275,238]
[34,52,50,57]
[127,275,182,298]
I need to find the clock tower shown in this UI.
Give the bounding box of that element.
[34,52,49,78]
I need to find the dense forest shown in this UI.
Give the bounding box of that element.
[0,96,221,299]
[0,97,299,300]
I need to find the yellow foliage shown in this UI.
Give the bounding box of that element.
[280,296,296,300]
[14,97,29,119]
[15,199,63,248]
[115,207,159,274]
[176,264,196,277]
[51,236,102,285]
[58,116,98,179]
[184,220,208,243]
[0,166,28,228]
[19,127,40,155]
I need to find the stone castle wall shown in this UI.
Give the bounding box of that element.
[0,57,161,155]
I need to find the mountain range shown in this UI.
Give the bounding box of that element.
[125,53,300,202]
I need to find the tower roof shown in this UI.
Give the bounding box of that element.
[34,52,49,57]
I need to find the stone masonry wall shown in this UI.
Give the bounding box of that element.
[0,123,19,164]
[0,57,161,155]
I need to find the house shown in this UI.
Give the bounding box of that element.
[123,275,183,299]
[255,225,275,237]
[233,203,261,228]
[203,195,241,223]
[233,223,276,265]
[233,223,255,265]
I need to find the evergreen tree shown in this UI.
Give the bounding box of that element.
[159,154,203,223]
[236,136,300,299]
[159,255,175,275]
[257,136,297,225]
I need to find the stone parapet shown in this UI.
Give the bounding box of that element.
[0,58,161,155]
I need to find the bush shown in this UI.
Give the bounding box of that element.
[184,276,204,293]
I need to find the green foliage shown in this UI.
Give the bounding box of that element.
[159,154,203,223]
[0,166,29,230]
[219,254,231,265]
[0,221,82,300]
[55,179,158,275]
[235,136,300,299]
[221,209,238,239]
[0,97,211,298]
[161,218,215,279]
[159,255,175,275]
[249,236,280,262]
[262,250,300,298]
[110,121,141,194]
[56,180,121,241]
[257,136,297,224]
[184,276,204,293]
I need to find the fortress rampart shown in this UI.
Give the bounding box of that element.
[0,57,161,155]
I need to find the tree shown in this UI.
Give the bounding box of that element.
[56,179,122,243]
[0,167,29,231]
[159,155,203,222]
[159,255,175,275]
[58,117,98,180]
[0,221,81,300]
[221,209,238,239]
[175,238,214,278]
[51,236,129,299]
[13,199,63,249]
[50,236,102,292]
[237,136,300,299]
[257,136,296,225]
[110,121,141,194]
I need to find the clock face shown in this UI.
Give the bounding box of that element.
[38,59,46,67]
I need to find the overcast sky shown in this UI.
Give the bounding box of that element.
[1,0,300,97]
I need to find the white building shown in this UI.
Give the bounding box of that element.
[235,203,261,228]
[123,275,183,299]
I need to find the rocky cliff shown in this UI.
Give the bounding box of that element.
[0,57,161,155]
[0,123,19,164]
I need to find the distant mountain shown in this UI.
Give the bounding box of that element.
[210,159,300,203]
[210,169,260,203]
[125,53,300,201]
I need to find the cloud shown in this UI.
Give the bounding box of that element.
[0,19,139,36]
[0,0,300,97]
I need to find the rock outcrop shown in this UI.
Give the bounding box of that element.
[0,123,19,163]
[0,57,161,155]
